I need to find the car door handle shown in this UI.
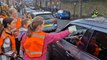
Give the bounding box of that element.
[66,50,74,57]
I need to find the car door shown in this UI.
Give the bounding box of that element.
[77,29,95,50]
[85,30,107,60]
[68,29,100,60]
[47,24,87,60]
[51,42,75,60]
[48,29,100,60]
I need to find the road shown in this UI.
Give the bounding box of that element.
[56,19,71,32]
[18,11,71,32]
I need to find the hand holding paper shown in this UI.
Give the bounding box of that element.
[68,26,77,32]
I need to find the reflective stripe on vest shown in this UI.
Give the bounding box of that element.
[25,49,42,55]
[1,34,12,53]
[32,34,45,38]
[23,32,46,58]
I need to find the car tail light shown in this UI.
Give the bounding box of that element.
[51,19,57,23]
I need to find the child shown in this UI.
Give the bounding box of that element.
[18,19,31,58]
[0,18,17,60]
[21,16,75,60]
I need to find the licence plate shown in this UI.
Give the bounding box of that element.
[44,24,53,26]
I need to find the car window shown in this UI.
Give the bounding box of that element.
[36,15,54,20]
[78,29,94,50]
[86,31,107,60]
[64,24,87,46]
[67,25,87,36]
[68,25,77,32]
[63,11,69,13]
[58,10,63,13]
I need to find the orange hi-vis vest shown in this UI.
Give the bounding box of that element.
[0,30,16,51]
[23,32,46,58]
[15,18,21,29]
[12,17,21,29]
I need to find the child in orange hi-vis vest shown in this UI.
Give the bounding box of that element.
[9,8,22,56]
[9,8,21,29]
[21,16,76,60]
[0,18,17,60]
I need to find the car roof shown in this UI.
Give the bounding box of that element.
[26,10,35,13]
[32,11,52,16]
[58,10,63,13]
[70,17,107,33]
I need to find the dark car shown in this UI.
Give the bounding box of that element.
[48,18,107,60]
[31,11,57,32]
[54,10,71,19]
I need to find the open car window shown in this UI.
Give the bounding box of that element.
[63,24,87,46]
[68,25,77,32]
[66,24,87,36]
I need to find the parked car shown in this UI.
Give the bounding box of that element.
[31,11,57,32]
[48,17,107,60]
[21,7,36,15]
[25,8,36,13]
[29,7,35,10]
[54,10,71,19]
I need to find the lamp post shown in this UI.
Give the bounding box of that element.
[79,0,82,18]
[73,0,77,19]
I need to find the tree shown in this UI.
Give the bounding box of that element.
[79,0,82,18]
